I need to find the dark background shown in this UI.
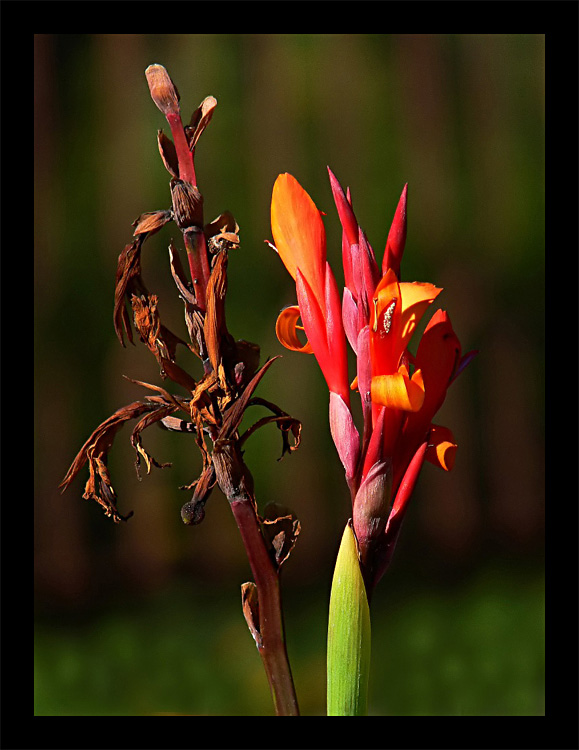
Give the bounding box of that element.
[34,33,544,716]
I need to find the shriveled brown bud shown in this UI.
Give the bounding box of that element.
[157,130,179,178]
[170,178,204,228]
[241,582,261,647]
[213,439,255,503]
[132,210,172,237]
[145,64,180,116]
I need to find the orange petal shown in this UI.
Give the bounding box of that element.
[371,368,425,412]
[398,281,443,349]
[370,268,402,375]
[275,306,313,354]
[271,174,326,298]
[372,268,400,326]
[426,424,457,471]
[370,271,442,381]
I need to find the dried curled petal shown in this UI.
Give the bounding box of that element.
[60,399,178,522]
[186,96,217,150]
[132,210,173,237]
[260,503,301,570]
[113,236,148,347]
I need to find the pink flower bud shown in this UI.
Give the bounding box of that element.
[352,457,393,570]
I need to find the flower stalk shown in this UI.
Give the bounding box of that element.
[269,168,477,714]
[61,65,301,716]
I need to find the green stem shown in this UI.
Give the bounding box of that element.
[230,498,300,716]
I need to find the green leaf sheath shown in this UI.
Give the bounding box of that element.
[327,522,371,716]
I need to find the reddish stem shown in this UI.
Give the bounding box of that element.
[166,111,197,186]
[230,498,300,716]
[183,229,210,311]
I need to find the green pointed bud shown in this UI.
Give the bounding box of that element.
[327,522,371,716]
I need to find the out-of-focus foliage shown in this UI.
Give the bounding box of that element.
[34,567,544,716]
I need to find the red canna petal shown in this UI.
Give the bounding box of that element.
[383,183,408,278]
[323,262,351,404]
[296,269,349,403]
[392,311,463,491]
[327,167,359,249]
[296,268,329,366]
[416,309,461,417]
[370,439,428,589]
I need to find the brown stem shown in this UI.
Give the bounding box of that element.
[230,497,300,716]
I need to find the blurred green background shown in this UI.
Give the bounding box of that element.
[34,34,544,716]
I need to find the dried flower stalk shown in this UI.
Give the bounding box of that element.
[61,64,301,716]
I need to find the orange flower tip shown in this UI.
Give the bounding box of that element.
[271,173,326,287]
[145,64,180,115]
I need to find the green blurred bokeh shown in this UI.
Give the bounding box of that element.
[34,34,544,716]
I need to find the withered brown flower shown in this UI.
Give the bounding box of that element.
[60,63,302,716]
[61,68,301,536]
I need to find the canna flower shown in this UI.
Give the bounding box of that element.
[270,169,476,591]
[272,174,360,487]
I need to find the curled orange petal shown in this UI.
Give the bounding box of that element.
[426,424,457,471]
[275,306,313,354]
[370,367,425,412]
[398,281,443,349]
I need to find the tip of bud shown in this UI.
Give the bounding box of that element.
[145,64,180,115]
